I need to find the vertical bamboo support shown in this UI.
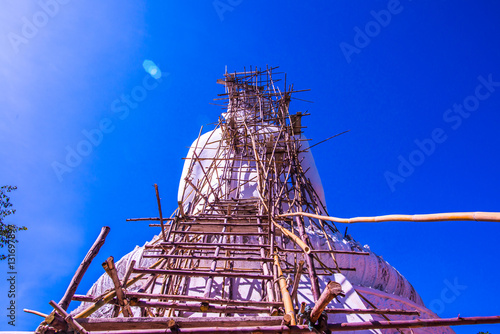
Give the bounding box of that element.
[290,260,304,303]
[257,219,275,305]
[273,254,296,325]
[154,184,167,241]
[202,223,227,304]
[293,215,320,301]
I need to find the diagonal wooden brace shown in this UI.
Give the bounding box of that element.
[49,300,88,334]
[102,256,133,317]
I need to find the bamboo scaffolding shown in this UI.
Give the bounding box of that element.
[37,67,500,334]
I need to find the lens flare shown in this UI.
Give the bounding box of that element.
[142,59,162,79]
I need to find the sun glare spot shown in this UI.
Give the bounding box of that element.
[142,59,162,79]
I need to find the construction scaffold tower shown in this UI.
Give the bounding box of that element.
[31,67,500,334]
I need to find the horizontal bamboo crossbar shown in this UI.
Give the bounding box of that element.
[129,299,270,314]
[132,268,273,280]
[81,314,500,333]
[126,292,283,307]
[142,254,274,262]
[177,222,266,227]
[279,248,370,255]
[76,316,283,331]
[171,230,266,236]
[156,242,271,248]
[127,217,174,222]
[324,308,419,316]
[279,211,500,224]
[145,245,268,252]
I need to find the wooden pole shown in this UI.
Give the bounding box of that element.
[132,267,273,280]
[129,299,270,314]
[290,260,304,302]
[154,184,166,241]
[75,259,164,319]
[122,259,136,288]
[124,292,283,307]
[309,281,343,323]
[202,223,227,302]
[58,226,110,311]
[271,219,310,254]
[23,309,48,318]
[279,211,500,224]
[102,256,133,317]
[49,300,88,334]
[75,316,500,334]
[82,314,500,333]
[274,254,296,325]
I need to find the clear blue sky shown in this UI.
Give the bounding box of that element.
[1,1,499,332]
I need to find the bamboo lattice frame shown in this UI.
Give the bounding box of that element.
[33,67,500,333]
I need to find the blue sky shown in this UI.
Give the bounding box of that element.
[1,1,500,332]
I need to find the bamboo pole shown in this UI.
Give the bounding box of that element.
[132,267,273,280]
[274,254,296,325]
[142,254,273,262]
[271,219,310,254]
[122,260,136,288]
[102,256,132,317]
[257,220,276,306]
[154,184,166,241]
[129,299,270,314]
[58,226,110,311]
[202,223,227,301]
[290,260,304,302]
[309,281,343,323]
[83,314,500,333]
[324,308,419,316]
[278,248,369,255]
[76,315,283,331]
[23,309,48,318]
[279,211,500,224]
[297,301,306,323]
[74,259,164,319]
[49,300,88,334]
[125,292,283,307]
